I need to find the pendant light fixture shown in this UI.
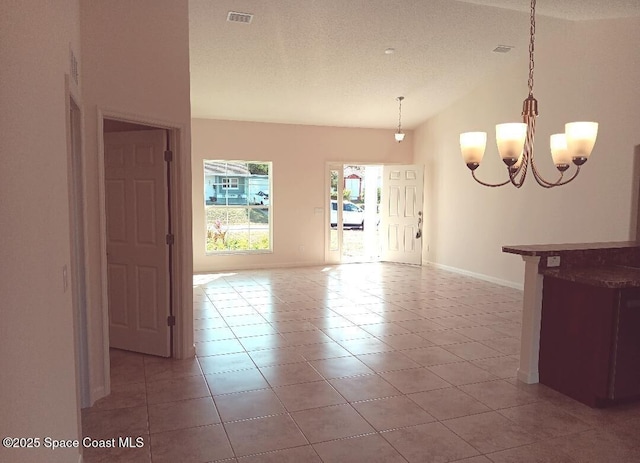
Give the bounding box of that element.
[459,0,598,188]
[395,96,405,142]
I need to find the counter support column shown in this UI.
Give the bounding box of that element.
[518,255,543,384]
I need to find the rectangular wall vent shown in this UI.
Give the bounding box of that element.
[492,45,514,54]
[227,11,253,24]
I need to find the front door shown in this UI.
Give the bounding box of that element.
[380,164,424,265]
[104,129,171,357]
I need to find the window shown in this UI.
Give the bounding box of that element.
[222,177,238,189]
[204,161,271,253]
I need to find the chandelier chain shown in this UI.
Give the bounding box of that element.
[528,0,536,96]
[397,97,403,132]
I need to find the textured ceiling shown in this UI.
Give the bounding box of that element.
[189,0,640,130]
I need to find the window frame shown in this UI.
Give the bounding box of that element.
[204,160,272,255]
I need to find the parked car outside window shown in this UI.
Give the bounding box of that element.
[330,200,365,229]
[253,190,270,206]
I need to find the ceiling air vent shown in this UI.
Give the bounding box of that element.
[492,45,514,54]
[227,11,253,24]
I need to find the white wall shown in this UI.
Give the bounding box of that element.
[80,0,193,396]
[415,17,640,286]
[0,1,83,462]
[192,119,413,272]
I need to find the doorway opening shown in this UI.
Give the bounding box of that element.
[328,164,382,263]
[327,163,425,266]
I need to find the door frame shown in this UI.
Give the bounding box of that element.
[65,75,90,411]
[96,109,194,397]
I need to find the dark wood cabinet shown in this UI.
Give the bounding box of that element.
[611,288,640,400]
[540,278,640,407]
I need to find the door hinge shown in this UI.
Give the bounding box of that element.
[167,315,176,326]
[166,233,175,245]
[164,150,173,162]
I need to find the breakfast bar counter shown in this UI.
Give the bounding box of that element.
[503,241,640,407]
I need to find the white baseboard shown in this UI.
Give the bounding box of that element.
[194,260,330,274]
[517,367,539,384]
[427,261,524,291]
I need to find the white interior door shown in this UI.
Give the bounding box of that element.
[104,129,171,357]
[381,164,424,265]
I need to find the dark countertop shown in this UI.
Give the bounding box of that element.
[541,265,640,289]
[502,241,640,257]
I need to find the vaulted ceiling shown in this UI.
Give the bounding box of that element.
[189,0,640,130]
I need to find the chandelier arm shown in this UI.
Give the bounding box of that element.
[508,165,526,188]
[507,153,529,188]
[471,170,512,188]
[508,149,527,180]
[526,115,564,188]
[533,165,582,187]
[507,144,529,188]
[525,116,582,187]
[531,170,563,188]
[530,161,569,188]
[542,165,582,187]
[525,119,582,188]
[556,165,581,185]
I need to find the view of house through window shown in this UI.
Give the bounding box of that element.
[204,161,271,252]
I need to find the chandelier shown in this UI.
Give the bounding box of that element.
[459,0,598,188]
[395,96,405,142]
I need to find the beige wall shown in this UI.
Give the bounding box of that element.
[80,0,193,395]
[415,17,640,287]
[0,1,83,462]
[192,119,413,272]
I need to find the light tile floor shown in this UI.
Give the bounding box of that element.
[82,263,640,463]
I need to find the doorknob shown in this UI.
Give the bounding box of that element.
[416,211,423,239]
